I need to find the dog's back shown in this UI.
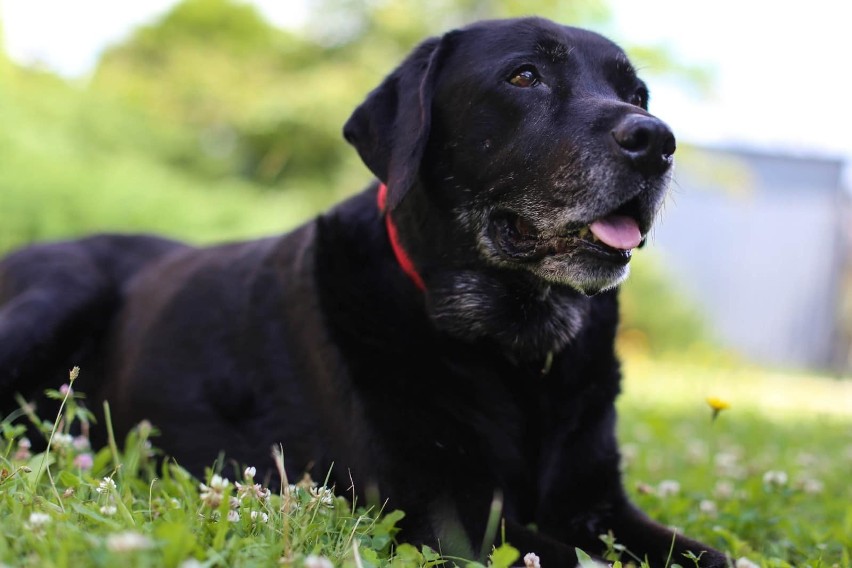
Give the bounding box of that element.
[0,234,184,409]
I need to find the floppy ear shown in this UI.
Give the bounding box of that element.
[343,35,450,211]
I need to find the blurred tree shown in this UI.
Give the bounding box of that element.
[618,254,711,357]
[93,0,362,187]
[301,0,611,48]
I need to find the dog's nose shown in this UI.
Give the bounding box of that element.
[611,114,676,175]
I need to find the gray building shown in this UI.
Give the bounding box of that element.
[650,146,849,372]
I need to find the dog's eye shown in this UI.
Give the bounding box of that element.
[630,87,648,108]
[508,66,540,88]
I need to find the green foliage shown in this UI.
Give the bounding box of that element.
[617,360,852,567]
[92,0,372,189]
[618,252,714,357]
[301,0,611,47]
[131,0,280,54]
[3,364,849,566]
[0,372,410,566]
[0,63,341,254]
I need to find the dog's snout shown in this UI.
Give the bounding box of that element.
[611,114,676,175]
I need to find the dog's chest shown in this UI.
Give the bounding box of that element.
[348,334,593,479]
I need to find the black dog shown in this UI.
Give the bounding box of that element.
[0,17,727,567]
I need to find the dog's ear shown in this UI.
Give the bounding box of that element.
[343,35,450,210]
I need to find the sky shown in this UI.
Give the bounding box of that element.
[1,0,850,185]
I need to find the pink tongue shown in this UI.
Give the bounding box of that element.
[589,216,642,250]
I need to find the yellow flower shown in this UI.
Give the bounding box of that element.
[707,397,730,420]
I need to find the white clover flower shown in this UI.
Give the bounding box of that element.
[236,481,271,502]
[199,474,230,508]
[304,555,333,568]
[72,435,90,451]
[18,438,32,450]
[208,474,229,490]
[796,452,818,467]
[25,512,51,530]
[106,531,153,552]
[310,486,335,508]
[52,433,74,450]
[97,477,117,494]
[244,466,256,479]
[200,490,222,508]
[714,480,735,499]
[714,451,745,478]
[281,494,301,513]
[686,440,708,464]
[523,552,541,568]
[762,470,788,488]
[620,443,639,465]
[735,557,760,568]
[100,505,118,516]
[657,480,681,497]
[699,499,718,516]
[250,510,269,523]
[227,510,240,523]
[281,483,302,513]
[137,420,153,437]
[799,477,824,494]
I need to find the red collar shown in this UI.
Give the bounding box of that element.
[377,183,426,291]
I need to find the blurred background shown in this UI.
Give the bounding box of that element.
[1,0,850,378]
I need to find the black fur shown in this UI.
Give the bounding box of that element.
[0,17,725,567]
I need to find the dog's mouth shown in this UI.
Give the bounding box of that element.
[490,198,649,266]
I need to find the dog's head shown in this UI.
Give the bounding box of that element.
[344,17,675,297]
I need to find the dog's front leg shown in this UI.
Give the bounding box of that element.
[605,502,729,568]
[531,403,728,568]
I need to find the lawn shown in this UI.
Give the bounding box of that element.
[1,359,849,567]
[618,357,852,567]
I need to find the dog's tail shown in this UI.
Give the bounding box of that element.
[0,234,184,404]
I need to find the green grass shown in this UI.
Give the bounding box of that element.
[617,357,852,567]
[0,369,516,568]
[1,360,849,567]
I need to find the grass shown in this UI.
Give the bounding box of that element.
[0,369,516,568]
[617,356,852,567]
[1,360,849,567]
